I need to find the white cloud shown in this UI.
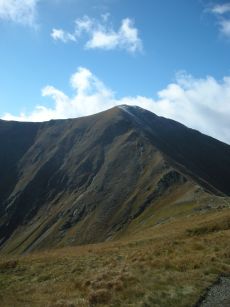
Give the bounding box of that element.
[75,15,94,35]
[209,3,230,38]
[86,18,142,52]
[0,0,39,26]
[2,67,230,145]
[51,28,76,43]
[85,30,118,50]
[211,3,230,15]
[219,19,230,37]
[51,15,143,53]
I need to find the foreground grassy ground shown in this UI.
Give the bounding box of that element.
[1,206,230,307]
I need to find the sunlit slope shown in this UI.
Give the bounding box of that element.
[0,106,230,253]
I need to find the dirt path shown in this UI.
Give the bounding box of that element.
[197,277,230,307]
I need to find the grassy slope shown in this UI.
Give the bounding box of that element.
[1,106,230,254]
[1,197,230,307]
[0,121,194,253]
[1,107,230,306]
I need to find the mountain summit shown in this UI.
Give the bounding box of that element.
[0,105,230,253]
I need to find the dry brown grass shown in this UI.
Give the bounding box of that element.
[1,207,230,306]
[88,289,111,305]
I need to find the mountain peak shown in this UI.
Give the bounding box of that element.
[118,104,144,111]
[0,106,230,252]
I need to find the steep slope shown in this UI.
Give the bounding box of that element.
[0,120,40,215]
[0,106,230,253]
[119,105,230,195]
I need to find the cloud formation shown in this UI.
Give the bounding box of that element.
[51,28,76,43]
[210,3,230,37]
[2,67,230,145]
[0,0,39,26]
[211,3,230,15]
[51,15,143,53]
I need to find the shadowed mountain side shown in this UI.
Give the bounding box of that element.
[118,106,230,196]
[0,120,40,214]
[0,106,230,253]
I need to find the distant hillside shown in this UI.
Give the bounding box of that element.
[0,105,230,253]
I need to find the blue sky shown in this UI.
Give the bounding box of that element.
[1,0,230,144]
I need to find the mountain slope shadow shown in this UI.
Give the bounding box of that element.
[0,106,230,253]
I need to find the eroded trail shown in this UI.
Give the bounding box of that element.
[197,277,230,307]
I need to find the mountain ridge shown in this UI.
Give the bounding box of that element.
[0,105,230,253]
[118,105,230,195]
